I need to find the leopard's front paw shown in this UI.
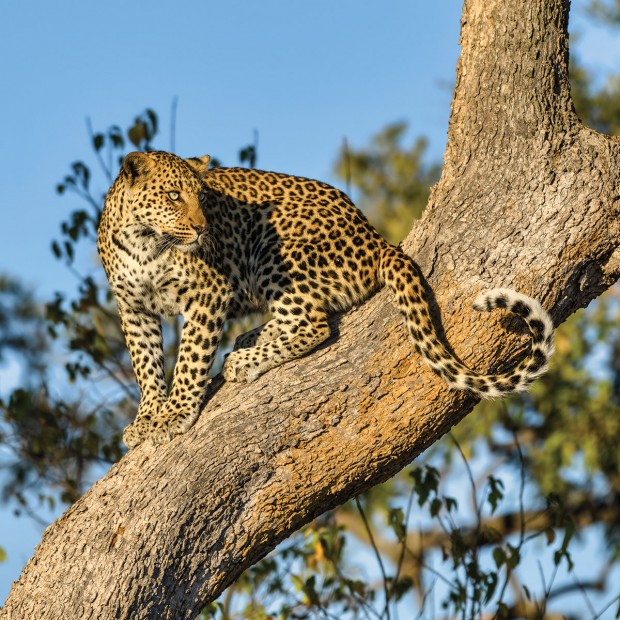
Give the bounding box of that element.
[222,350,261,383]
[123,417,151,449]
[149,409,200,446]
[123,397,164,449]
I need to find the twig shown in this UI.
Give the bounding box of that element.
[593,592,620,620]
[414,578,437,620]
[450,435,483,619]
[393,479,417,590]
[493,430,528,615]
[343,137,352,197]
[170,96,178,153]
[355,496,391,620]
[86,117,112,182]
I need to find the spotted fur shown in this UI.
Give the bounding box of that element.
[98,151,554,448]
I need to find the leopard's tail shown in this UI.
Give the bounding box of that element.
[379,245,554,398]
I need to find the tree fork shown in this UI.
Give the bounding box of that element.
[2,0,619,618]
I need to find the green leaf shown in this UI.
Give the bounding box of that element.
[505,543,521,569]
[71,162,90,189]
[391,576,413,601]
[109,125,124,148]
[290,574,304,593]
[410,465,440,506]
[145,108,158,136]
[486,476,504,514]
[0,547,6,563]
[493,546,506,569]
[303,575,320,606]
[64,241,74,263]
[128,123,145,148]
[239,145,257,168]
[93,133,104,151]
[443,495,458,512]
[484,572,498,604]
[346,578,366,596]
[387,507,406,541]
[553,547,574,572]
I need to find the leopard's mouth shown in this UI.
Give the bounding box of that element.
[163,231,198,247]
[149,228,211,258]
[151,232,180,256]
[173,235,206,256]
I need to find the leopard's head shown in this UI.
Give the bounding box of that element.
[120,151,211,252]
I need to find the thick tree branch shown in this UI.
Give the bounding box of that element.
[2,0,619,618]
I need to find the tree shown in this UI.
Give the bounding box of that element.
[2,0,619,618]
[322,22,620,612]
[330,76,620,615]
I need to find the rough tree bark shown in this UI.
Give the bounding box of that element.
[2,0,619,618]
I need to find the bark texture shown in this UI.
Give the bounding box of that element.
[3,0,619,618]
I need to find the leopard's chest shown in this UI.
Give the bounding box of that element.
[111,252,191,318]
[141,279,182,317]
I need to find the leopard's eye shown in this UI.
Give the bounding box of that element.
[199,192,206,202]
[168,191,180,200]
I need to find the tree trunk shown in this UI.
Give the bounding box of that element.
[3,0,619,618]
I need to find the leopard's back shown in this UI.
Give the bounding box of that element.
[203,167,387,313]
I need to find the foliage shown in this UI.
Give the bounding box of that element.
[0,276,119,510]
[334,122,440,245]
[570,59,620,136]
[0,275,48,384]
[458,292,620,504]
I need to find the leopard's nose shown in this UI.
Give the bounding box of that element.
[192,224,208,236]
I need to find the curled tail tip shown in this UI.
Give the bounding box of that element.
[473,288,553,324]
[473,287,554,338]
[467,287,555,395]
[473,288,529,312]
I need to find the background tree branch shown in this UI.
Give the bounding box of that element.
[2,0,619,618]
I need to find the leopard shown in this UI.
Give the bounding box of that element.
[98,150,555,448]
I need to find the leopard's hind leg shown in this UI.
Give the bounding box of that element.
[233,319,282,351]
[223,300,330,383]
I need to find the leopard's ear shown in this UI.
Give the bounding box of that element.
[123,152,153,185]
[186,154,211,176]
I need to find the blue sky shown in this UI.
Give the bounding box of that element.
[0,1,461,300]
[0,0,619,611]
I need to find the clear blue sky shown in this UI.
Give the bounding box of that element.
[0,0,463,301]
[0,0,618,611]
